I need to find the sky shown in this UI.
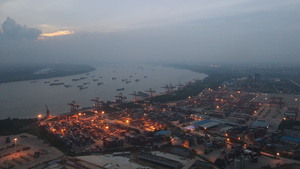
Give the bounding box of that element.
[0,0,300,65]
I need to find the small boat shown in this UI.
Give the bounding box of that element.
[77,85,83,88]
[116,88,125,91]
[50,82,64,86]
[44,81,50,84]
[126,81,131,84]
[135,79,140,82]
[93,79,99,81]
[80,87,88,90]
[112,77,117,80]
[83,82,90,85]
[80,77,87,79]
[64,85,72,88]
[54,79,59,82]
[97,82,104,86]
[144,76,147,78]
[72,78,81,81]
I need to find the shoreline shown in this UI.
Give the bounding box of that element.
[0,63,96,84]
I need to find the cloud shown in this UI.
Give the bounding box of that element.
[40,30,75,37]
[0,17,41,40]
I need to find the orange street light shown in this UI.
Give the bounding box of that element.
[105,126,109,129]
[126,120,129,123]
[277,152,280,156]
[38,114,42,118]
[14,138,17,155]
[102,111,105,114]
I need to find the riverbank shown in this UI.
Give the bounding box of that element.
[0,63,95,83]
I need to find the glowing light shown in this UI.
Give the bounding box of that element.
[38,114,42,118]
[238,137,241,140]
[277,152,280,156]
[204,127,207,130]
[237,91,240,94]
[188,96,191,99]
[102,111,105,114]
[14,138,17,141]
[227,138,230,141]
[284,117,286,120]
[105,126,109,129]
[126,120,129,123]
[295,99,298,101]
[40,30,75,37]
[225,134,228,137]
[78,113,82,116]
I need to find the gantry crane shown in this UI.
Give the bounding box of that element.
[68,101,80,112]
[115,93,127,103]
[91,97,103,108]
[146,88,156,97]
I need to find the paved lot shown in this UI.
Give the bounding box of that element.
[0,133,64,169]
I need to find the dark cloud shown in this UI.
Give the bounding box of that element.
[0,17,41,40]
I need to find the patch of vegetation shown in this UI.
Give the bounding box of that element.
[0,63,95,83]
[0,118,38,135]
[278,120,300,131]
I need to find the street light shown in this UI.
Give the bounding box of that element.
[38,114,42,118]
[14,138,17,156]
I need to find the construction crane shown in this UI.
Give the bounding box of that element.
[68,101,80,112]
[146,88,156,97]
[91,97,103,108]
[115,93,127,103]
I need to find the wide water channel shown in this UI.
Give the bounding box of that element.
[0,64,207,119]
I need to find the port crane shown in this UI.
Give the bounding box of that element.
[161,84,170,92]
[91,97,103,108]
[45,105,50,117]
[68,101,80,112]
[146,88,156,97]
[129,91,139,100]
[115,93,127,103]
[168,84,176,91]
[177,83,185,90]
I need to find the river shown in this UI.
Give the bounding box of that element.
[0,64,207,119]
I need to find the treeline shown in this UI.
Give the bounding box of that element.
[0,63,95,83]
[0,118,37,135]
